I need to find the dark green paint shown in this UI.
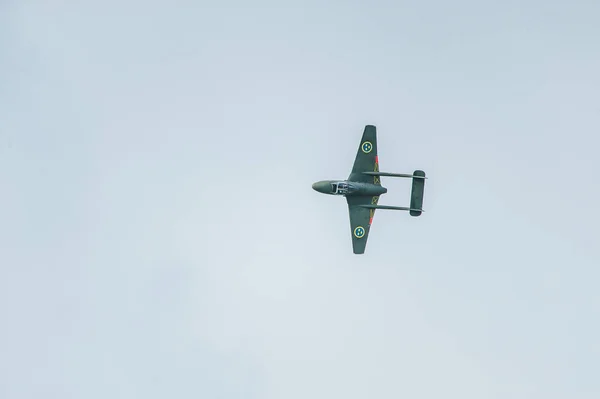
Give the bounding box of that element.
[312,125,427,254]
[410,170,426,217]
[348,125,379,184]
[311,180,387,197]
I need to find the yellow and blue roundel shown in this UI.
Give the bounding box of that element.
[361,141,373,153]
[353,226,366,238]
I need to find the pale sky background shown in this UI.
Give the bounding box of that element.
[1,1,599,398]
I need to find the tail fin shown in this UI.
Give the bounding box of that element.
[410,170,426,216]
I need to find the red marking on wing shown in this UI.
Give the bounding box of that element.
[375,156,379,164]
[369,217,373,225]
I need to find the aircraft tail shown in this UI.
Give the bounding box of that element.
[409,170,426,216]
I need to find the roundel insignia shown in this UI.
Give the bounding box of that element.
[354,226,366,238]
[361,141,373,153]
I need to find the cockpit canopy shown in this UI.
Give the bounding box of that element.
[331,182,351,194]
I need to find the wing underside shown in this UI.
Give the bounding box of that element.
[346,125,382,254]
[349,125,380,185]
[347,195,380,254]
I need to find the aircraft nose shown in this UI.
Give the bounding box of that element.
[312,181,328,193]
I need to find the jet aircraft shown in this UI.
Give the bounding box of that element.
[312,125,426,254]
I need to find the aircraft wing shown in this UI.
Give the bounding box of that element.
[348,125,380,184]
[347,195,381,254]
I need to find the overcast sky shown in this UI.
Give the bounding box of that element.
[2,1,599,398]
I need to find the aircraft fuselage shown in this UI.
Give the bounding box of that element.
[312,180,387,197]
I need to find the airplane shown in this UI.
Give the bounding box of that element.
[312,125,426,254]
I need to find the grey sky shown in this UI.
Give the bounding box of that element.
[2,1,599,398]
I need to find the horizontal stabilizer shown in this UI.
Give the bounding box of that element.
[362,171,427,179]
[410,170,426,216]
[359,204,424,212]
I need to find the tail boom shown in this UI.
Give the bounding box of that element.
[362,171,427,179]
[359,204,424,212]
